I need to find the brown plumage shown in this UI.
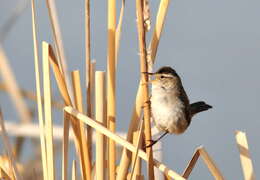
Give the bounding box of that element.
[145,66,212,147]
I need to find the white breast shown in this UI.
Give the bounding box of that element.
[151,86,188,134]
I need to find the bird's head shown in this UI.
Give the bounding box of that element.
[144,66,181,91]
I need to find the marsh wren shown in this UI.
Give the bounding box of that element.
[144,66,212,147]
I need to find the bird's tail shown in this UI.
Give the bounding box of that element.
[190,101,212,117]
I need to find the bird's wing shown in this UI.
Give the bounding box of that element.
[178,81,191,124]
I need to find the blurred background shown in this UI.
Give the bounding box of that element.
[0,0,260,179]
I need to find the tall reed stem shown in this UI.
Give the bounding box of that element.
[95,71,106,180]
[107,0,116,179]
[31,1,48,179]
[117,0,171,177]
[42,42,55,180]
[136,0,154,178]
[71,71,92,180]
[85,0,93,166]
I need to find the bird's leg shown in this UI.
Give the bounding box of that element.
[146,131,168,148]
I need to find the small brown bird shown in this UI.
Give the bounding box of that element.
[144,66,212,147]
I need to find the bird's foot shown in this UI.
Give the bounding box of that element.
[144,139,157,148]
[144,131,168,148]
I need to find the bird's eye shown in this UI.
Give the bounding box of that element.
[160,75,165,79]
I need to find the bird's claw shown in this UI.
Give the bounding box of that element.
[144,139,156,148]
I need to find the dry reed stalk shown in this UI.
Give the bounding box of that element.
[85,0,91,86]
[143,0,151,31]
[0,83,64,109]
[90,62,96,112]
[48,45,72,106]
[117,0,171,177]
[45,0,73,103]
[164,174,171,180]
[115,0,125,65]
[64,106,184,180]
[107,0,117,179]
[148,0,170,71]
[182,148,200,179]
[31,1,48,179]
[0,110,20,180]
[85,0,91,89]
[0,45,32,157]
[126,173,144,180]
[0,166,10,180]
[46,24,99,178]
[95,71,106,180]
[235,131,256,180]
[85,60,96,164]
[85,0,93,167]
[137,175,145,180]
[3,122,67,140]
[136,0,155,178]
[48,30,92,180]
[116,83,144,180]
[2,122,127,145]
[198,147,224,180]
[45,0,66,74]
[182,146,225,179]
[0,159,13,180]
[62,111,70,180]
[42,42,55,180]
[130,121,144,180]
[72,160,77,180]
[71,71,92,180]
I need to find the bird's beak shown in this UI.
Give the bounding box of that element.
[142,72,155,76]
[141,72,157,85]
